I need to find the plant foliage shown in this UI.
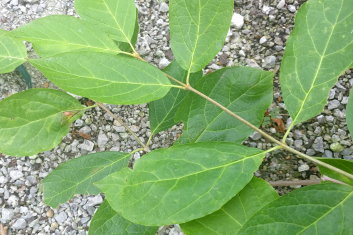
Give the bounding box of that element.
[0,0,352,234]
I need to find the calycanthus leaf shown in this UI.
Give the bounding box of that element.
[30,52,173,105]
[89,200,157,235]
[149,61,202,134]
[181,177,279,235]
[97,142,266,226]
[317,158,353,186]
[280,0,353,126]
[178,67,273,144]
[0,89,84,156]
[169,0,234,72]
[239,183,353,235]
[0,29,27,73]
[43,151,131,208]
[75,0,137,43]
[11,15,121,57]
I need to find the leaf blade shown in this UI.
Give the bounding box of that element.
[11,15,121,57]
[30,52,172,105]
[75,0,137,43]
[43,151,131,208]
[317,158,353,186]
[181,177,279,235]
[97,142,266,226]
[179,67,273,144]
[239,183,353,235]
[89,200,157,235]
[0,89,84,156]
[149,61,202,134]
[170,0,234,72]
[0,30,27,73]
[281,0,353,126]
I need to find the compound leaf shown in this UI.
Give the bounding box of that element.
[43,151,131,208]
[0,89,84,156]
[281,0,353,127]
[30,52,172,105]
[239,183,353,235]
[347,89,353,139]
[0,29,27,73]
[89,200,157,235]
[75,0,137,43]
[179,67,273,144]
[97,142,266,226]
[181,177,279,235]
[149,61,202,134]
[11,15,121,57]
[317,158,353,186]
[170,0,234,72]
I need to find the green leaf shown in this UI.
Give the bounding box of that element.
[30,52,173,105]
[0,29,27,73]
[97,142,266,226]
[170,0,234,72]
[115,11,140,52]
[178,67,273,144]
[0,88,84,156]
[347,89,353,139]
[11,15,121,57]
[149,61,202,134]
[43,151,130,208]
[89,200,157,235]
[181,177,279,235]
[280,0,353,126]
[239,183,353,235]
[317,158,353,186]
[75,0,137,43]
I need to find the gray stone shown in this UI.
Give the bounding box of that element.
[12,218,27,230]
[87,195,103,207]
[306,149,316,156]
[262,56,276,68]
[159,58,170,69]
[9,170,23,181]
[277,0,286,9]
[323,150,333,158]
[294,139,303,148]
[54,211,68,224]
[159,2,169,12]
[79,126,91,134]
[312,137,324,153]
[78,140,95,151]
[250,132,262,141]
[231,13,244,29]
[74,119,84,127]
[97,131,109,148]
[1,208,14,222]
[288,5,296,12]
[328,100,340,110]
[298,163,310,172]
[259,36,267,44]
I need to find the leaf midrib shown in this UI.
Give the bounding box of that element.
[126,150,263,187]
[45,153,131,205]
[290,0,343,125]
[32,62,174,88]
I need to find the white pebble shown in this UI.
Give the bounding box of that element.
[231,13,244,29]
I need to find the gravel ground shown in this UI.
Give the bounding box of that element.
[1,0,352,234]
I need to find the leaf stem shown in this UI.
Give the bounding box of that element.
[269,176,348,187]
[184,85,353,181]
[131,51,353,181]
[96,102,150,152]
